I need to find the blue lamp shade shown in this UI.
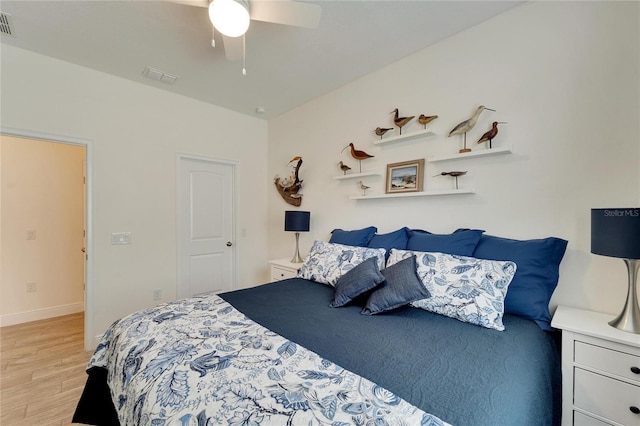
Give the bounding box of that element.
[591,208,640,259]
[284,211,310,232]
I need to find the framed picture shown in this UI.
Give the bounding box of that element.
[385,159,425,194]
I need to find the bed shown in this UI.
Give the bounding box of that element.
[73,228,567,426]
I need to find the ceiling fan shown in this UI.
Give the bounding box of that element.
[166,0,321,66]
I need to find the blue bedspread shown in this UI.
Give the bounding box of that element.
[220,278,561,426]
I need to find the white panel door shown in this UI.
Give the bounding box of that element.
[177,156,234,298]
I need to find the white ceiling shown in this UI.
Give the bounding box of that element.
[0,1,524,119]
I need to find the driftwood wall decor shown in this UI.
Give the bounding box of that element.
[274,156,304,206]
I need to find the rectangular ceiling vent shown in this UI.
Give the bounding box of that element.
[142,66,178,85]
[0,12,15,37]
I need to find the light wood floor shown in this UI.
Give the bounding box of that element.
[0,313,93,425]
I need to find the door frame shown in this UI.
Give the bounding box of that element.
[1,126,94,350]
[176,153,238,295]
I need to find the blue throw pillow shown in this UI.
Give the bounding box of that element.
[362,255,431,315]
[471,234,568,330]
[367,227,410,257]
[330,226,377,247]
[330,257,385,307]
[407,229,484,256]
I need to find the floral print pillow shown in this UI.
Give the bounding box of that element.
[387,249,517,331]
[297,240,386,287]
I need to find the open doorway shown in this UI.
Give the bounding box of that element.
[1,128,93,349]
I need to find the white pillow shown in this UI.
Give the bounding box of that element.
[297,240,386,287]
[387,249,517,331]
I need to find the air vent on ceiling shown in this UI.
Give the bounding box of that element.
[0,12,15,37]
[142,66,178,85]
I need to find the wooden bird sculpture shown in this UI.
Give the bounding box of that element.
[390,108,415,135]
[434,171,467,189]
[289,156,303,184]
[448,105,495,153]
[274,156,304,206]
[342,143,374,173]
[477,121,507,149]
[357,181,370,196]
[418,114,438,129]
[375,127,393,140]
[338,161,351,175]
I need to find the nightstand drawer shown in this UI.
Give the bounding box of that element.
[574,368,640,426]
[575,341,640,384]
[573,411,611,426]
[271,266,298,281]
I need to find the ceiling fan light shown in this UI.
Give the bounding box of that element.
[209,0,250,38]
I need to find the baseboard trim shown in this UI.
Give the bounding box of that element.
[0,302,84,327]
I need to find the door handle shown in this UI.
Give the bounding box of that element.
[226,242,232,247]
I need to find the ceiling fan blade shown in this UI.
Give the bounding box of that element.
[162,0,209,8]
[223,35,243,61]
[250,0,321,29]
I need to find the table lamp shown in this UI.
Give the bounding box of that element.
[591,208,640,334]
[285,210,310,263]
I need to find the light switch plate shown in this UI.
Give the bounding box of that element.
[111,232,132,245]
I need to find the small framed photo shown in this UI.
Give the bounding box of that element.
[385,159,425,194]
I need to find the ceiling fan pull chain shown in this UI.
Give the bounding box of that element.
[242,34,247,76]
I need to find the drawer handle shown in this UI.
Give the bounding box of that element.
[632,366,640,374]
[631,406,640,415]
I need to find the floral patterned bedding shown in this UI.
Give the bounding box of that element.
[90,293,449,425]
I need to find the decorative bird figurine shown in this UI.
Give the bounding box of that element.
[418,114,438,129]
[341,143,374,173]
[477,121,507,149]
[390,108,415,135]
[338,161,351,175]
[434,171,467,189]
[448,105,495,153]
[288,156,303,183]
[374,127,393,140]
[357,181,370,196]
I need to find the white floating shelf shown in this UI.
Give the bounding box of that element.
[428,146,512,163]
[373,127,436,146]
[333,172,381,180]
[349,188,474,200]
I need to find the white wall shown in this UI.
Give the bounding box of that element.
[268,1,640,316]
[1,136,85,325]
[1,45,269,342]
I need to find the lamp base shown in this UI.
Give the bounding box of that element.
[291,232,304,263]
[609,259,640,334]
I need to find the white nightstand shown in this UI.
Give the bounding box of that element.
[269,258,301,282]
[552,306,640,426]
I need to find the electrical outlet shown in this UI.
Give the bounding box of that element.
[111,232,132,245]
[153,289,162,301]
[26,281,36,292]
